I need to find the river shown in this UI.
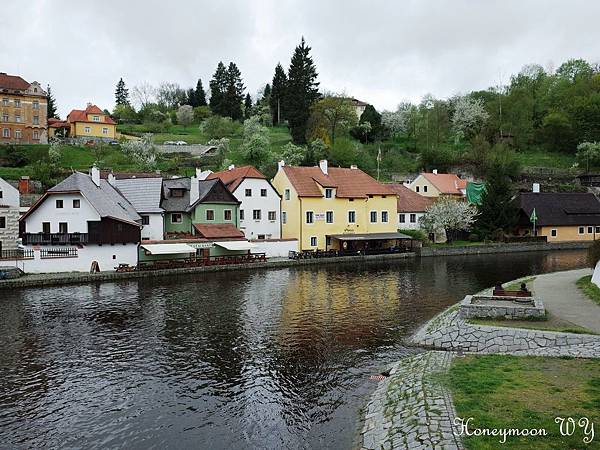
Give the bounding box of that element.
[0,250,587,449]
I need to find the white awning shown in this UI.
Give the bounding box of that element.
[141,243,197,255]
[214,240,256,251]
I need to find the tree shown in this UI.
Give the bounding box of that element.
[576,141,600,172]
[121,134,158,170]
[452,95,489,140]
[240,116,271,169]
[112,103,138,124]
[381,109,408,138]
[307,95,356,145]
[156,82,186,110]
[223,62,245,120]
[188,78,207,107]
[132,82,156,109]
[244,93,252,118]
[280,142,305,166]
[47,85,59,119]
[115,78,130,106]
[209,62,228,116]
[176,105,194,129]
[352,104,382,142]
[420,198,478,243]
[286,37,320,144]
[270,63,288,125]
[541,111,575,152]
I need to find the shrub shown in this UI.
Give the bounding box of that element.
[5,145,29,167]
[588,240,600,268]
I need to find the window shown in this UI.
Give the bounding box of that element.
[245,189,252,197]
[282,211,287,224]
[93,115,100,122]
[15,129,21,139]
[416,186,420,193]
[14,99,20,108]
[326,236,332,247]
[102,127,108,135]
[33,130,39,140]
[171,213,182,223]
[368,194,373,199]
[261,189,267,197]
[141,215,150,225]
[0,190,2,198]
[551,229,557,237]
[588,226,594,234]
[1,114,7,122]
[284,189,290,200]
[42,222,50,234]
[423,185,428,193]
[410,213,417,223]
[59,222,68,233]
[596,227,600,234]
[253,209,261,220]
[224,209,232,221]
[84,127,91,133]
[325,188,333,198]
[1,98,8,106]
[56,199,63,208]
[381,211,388,223]
[306,211,314,224]
[0,217,5,228]
[240,209,245,221]
[326,211,334,223]
[399,214,406,223]
[171,189,184,198]
[32,116,39,125]
[578,226,584,234]
[73,199,80,208]
[206,210,215,221]
[2,128,9,138]
[33,100,39,110]
[15,114,21,123]
[310,236,317,247]
[268,211,276,221]
[370,211,377,223]
[348,211,356,223]
[258,234,265,240]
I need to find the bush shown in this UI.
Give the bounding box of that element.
[5,145,29,167]
[468,233,480,242]
[587,240,600,268]
[202,116,242,139]
[398,228,429,243]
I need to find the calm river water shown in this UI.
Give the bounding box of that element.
[0,250,587,449]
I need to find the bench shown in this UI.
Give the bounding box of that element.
[493,289,532,297]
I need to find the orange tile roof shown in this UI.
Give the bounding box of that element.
[0,73,30,90]
[387,183,435,212]
[421,172,467,195]
[67,104,116,125]
[193,223,245,239]
[207,166,266,192]
[282,165,395,198]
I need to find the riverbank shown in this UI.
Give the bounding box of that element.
[418,240,590,257]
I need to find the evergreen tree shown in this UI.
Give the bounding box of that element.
[195,78,207,107]
[285,38,320,143]
[186,88,196,107]
[270,63,287,125]
[351,104,382,142]
[47,84,58,119]
[115,78,130,106]
[244,93,252,118]
[209,62,228,116]
[223,62,245,120]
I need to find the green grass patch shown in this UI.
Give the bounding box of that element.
[576,275,600,307]
[431,240,489,248]
[505,277,536,291]
[447,355,600,449]
[516,148,576,169]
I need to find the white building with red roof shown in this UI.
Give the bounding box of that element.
[408,170,467,198]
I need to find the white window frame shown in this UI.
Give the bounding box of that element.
[32,116,39,125]
[223,209,232,221]
[33,130,39,140]
[578,226,585,235]
[33,100,39,110]
[2,128,8,138]
[423,185,428,193]
[284,189,290,200]
[261,189,267,197]
[550,229,557,238]
[240,209,244,221]
[171,213,183,224]
[0,216,5,228]
[416,186,420,193]
[206,209,215,221]
[14,129,21,139]
[245,189,252,197]
[268,211,276,221]
[410,213,417,223]
[253,209,261,220]
[325,188,333,199]
[399,213,406,224]
[588,226,593,234]
[102,127,109,135]
[370,211,377,223]
[306,211,314,224]
[310,236,317,247]
[93,115,100,122]
[326,211,334,224]
[84,126,91,133]
[348,210,356,224]
[381,211,388,223]
[282,211,287,224]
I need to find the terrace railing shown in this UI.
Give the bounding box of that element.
[40,247,78,259]
[0,249,34,260]
[22,233,88,245]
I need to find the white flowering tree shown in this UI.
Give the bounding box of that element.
[122,133,158,170]
[381,110,407,137]
[176,104,194,129]
[241,116,271,168]
[280,142,305,166]
[451,96,489,140]
[420,197,478,243]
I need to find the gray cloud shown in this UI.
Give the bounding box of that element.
[2,0,599,117]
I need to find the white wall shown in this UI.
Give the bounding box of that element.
[398,212,425,230]
[250,239,298,258]
[24,193,100,233]
[9,244,139,273]
[140,213,164,241]
[235,179,281,239]
[0,178,19,207]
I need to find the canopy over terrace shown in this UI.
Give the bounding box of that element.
[140,243,197,255]
[326,232,417,252]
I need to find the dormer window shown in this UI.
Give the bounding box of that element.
[170,188,184,198]
[93,115,100,122]
[325,188,333,198]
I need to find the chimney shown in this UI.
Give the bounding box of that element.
[350,164,358,170]
[278,160,285,170]
[18,176,30,194]
[91,166,100,187]
[190,174,199,206]
[432,169,438,175]
[228,164,235,170]
[107,172,116,186]
[319,159,328,175]
[195,167,202,179]
[532,183,540,193]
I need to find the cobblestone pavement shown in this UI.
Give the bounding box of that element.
[361,351,462,450]
[411,308,600,358]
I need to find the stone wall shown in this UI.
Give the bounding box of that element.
[459,294,545,320]
[418,241,591,257]
[0,206,20,250]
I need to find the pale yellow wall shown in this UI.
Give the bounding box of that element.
[72,121,116,138]
[540,225,600,242]
[408,174,441,198]
[272,168,398,250]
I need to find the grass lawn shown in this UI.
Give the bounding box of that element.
[431,240,488,248]
[516,148,576,169]
[505,276,536,291]
[469,311,596,335]
[576,275,600,307]
[447,354,600,449]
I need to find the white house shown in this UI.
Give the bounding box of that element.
[206,165,281,240]
[110,175,164,241]
[17,167,141,273]
[0,177,20,250]
[388,183,435,230]
[407,170,467,198]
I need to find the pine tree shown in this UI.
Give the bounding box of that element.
[47,85,58,119]
[223,62,245,120]
[244,93,253,118]
[209,62,228,116]
[270,63,287,125]
[186,88,196,107]
[115,78,130,106]
[195,78,207,107]
[285,38,320,143]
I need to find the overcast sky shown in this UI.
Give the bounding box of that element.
[2,0,599,117]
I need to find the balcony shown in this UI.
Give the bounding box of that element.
[22,233,89,245]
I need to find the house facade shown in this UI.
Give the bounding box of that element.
[272,160,399,251]
[18,168,141,272]
[408,171,467,198]
[207,165,281,240]
[388,183,434,230]
[517,192,600,242]
[66,104,116,140]
[0,177,20,250]
[0,72,48,144]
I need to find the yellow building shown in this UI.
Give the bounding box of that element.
[272,160,403,251]
[66,103,116,140]
[408,171,466,198]
[517,192,600,242]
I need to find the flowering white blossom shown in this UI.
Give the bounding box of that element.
[176,104,194,128]
[122,133,158,170]
[381,110,407,136]
[452,96,489,139]
[419,197,478,239]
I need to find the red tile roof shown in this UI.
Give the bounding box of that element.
[67,104,116,125]
[421,172,467,195]
[0,73,30,91]
[48,118,68,128]
[387,183,435,212]
[207,166,266,192]
[282,165,395,198]
[193,223,245,239]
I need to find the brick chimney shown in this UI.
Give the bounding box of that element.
[18,176,30,194]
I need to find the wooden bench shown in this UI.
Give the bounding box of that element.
[493,289,532,297]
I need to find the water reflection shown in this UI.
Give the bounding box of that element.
[0,250,586,449]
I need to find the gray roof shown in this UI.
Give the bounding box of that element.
[114,178,164,214]
[49,172,141,224]
[161,177,191,212]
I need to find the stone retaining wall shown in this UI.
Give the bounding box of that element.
[459,295,545,320]
[418,241,590,257]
